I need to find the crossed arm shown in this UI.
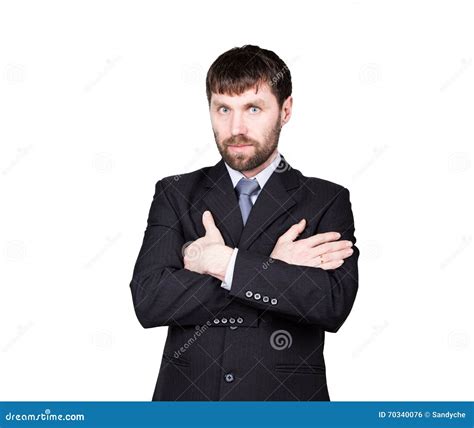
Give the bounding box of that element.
[130,179,358,332]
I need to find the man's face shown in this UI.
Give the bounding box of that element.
[210,82,285,172]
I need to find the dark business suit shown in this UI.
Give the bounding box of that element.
[129,154,359,401]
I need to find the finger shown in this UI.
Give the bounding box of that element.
[303,231,341,247]
[278,219,306,243]
[312,240,353,256]
[319,259,344,270]
[202,210,219,236]
[312,248,354,265]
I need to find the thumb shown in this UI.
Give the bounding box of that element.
[202,210,219,237]
[279,218,306,243]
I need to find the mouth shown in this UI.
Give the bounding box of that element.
[228,144,253,152]
[228,143,253,147]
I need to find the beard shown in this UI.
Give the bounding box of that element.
[213,119,281,172]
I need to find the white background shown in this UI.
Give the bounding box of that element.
[0,0,472,401]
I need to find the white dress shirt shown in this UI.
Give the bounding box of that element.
[220,151,282,291]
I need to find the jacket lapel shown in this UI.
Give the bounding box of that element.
[202,159,244,248]
[202,154,300,250]
[238,155,299,250]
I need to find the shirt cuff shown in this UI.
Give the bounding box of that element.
[220,248,238,291]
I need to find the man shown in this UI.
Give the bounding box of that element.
[130,45,359,401]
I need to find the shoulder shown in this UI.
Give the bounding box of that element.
[293,167,349,200]
[152,164,214,197]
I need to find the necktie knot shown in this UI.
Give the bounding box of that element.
[235,177,260,197]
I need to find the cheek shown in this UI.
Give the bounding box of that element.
[211,116,229,136]
[250,117,274,139]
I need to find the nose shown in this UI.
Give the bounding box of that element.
[231,112,248,136]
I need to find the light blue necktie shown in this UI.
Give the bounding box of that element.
[235,177,260,226]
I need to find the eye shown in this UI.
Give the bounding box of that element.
[249,106,260,114]
[218,106,230,114]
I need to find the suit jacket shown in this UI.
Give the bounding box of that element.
[129,154,359,401]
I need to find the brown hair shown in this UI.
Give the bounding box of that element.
[206,45,292,109]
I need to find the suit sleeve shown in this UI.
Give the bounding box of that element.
[129,179,230,328]
[226,187,359,332]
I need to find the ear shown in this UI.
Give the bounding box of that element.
[280,96,293,126]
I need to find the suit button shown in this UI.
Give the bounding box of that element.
[224,373,234,383]
[221,318,228,324]
[213,318,220,324]
[229,318,236,324]
[262,296,269,303]
[245,291,253,298]
[254,293,261,300]
[237,317,243,324]
[271,298,278,305]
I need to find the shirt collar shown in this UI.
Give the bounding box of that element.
[224,151,282,190]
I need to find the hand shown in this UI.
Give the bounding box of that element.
[183,210,234,281]
[270,219,353,270]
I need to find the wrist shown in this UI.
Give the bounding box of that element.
[206,245,234,281]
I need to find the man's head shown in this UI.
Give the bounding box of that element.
[206,45,293,175]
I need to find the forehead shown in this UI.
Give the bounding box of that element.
[210,82,276,106]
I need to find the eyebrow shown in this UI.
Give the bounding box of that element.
[212,98,266,108]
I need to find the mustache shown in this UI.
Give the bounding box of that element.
[224,136,257,146]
